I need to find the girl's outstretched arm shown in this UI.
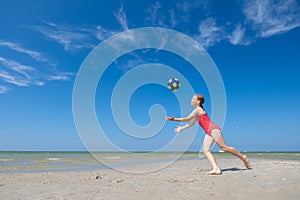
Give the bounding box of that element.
[166,109,199,122]
[166,109,200,133]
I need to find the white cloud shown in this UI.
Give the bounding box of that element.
[4,0,296,94]
[0,8,131,93]
[0,37,74,93]
[26,23,96,52]
[34,81,45,86]
[25,21,119,53]
[146,2,162,26]
[176,0,202,13]
[114,4,129,30]
[229,23,250,45]
[243,0,300,38]
[168,9,177,28]
[0,40,52,64]
[0,85,9,94]
[0,56,36,79]
[37,26,94,52]
[0,70,29,87]
[194,0,300,48]
[115,52,147,72]
[47,72,74,81]
[94,26,117,41]
[0,56,73,89]
[146,2,177,28]
[196,18,227,49]
[24,1,299,54]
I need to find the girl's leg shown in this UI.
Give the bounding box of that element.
[211,129,251,169]
[202,134,222,174]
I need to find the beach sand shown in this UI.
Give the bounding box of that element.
[1,157,299,200]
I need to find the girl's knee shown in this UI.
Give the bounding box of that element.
[202,147,210,155]
[220,145,230,152]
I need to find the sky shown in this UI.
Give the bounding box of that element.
[0,0,300,152]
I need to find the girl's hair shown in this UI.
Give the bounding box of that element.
[195,94,205,109]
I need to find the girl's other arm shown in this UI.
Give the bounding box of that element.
[174,118,197,133]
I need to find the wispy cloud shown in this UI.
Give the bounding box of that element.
[146,2,177,28]
[0,70,30,87]
[176,1,202,13]
[145,2,227,49]
[26,23,95,52]
[168,9,177,28]
[0,40,52,64]
[25,20,121,53]
[243,0,300,38]
[114,51,149,72]
[0,37,74,94]
[0,55,73,93]
[196,0,300,48]
[146,2,162,26]
[26,8,129,53]
[0,85,9,94]
[196,18,227,49]
[114,4,129,30]
[229,23,250,45]
[23,1,299,54]
[2,1,298,93]
[0,56,40,87]
[0,10,129,93]
[0,56,36,79]
[47,72,74,81]
[145,2,229,48]
[26,23,94,52]
[143,0,300,49]
[28,7,130,53]
[94,26,117,41]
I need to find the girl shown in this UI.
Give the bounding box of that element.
[166,94,250,175]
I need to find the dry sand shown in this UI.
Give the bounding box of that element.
[1,157,299,200]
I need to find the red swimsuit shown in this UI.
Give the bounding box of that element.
[196,114,221,136]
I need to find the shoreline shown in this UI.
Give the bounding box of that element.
[1,157,300,199]
[1,152,300,174]
[1,152,299,172]
[1,150,300,153]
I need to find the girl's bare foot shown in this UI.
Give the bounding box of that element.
[242,155,251,169]
[206,168,222,175]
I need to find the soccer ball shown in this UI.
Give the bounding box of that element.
[167,78,180,91]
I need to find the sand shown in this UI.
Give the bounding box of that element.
[1,157,300,200]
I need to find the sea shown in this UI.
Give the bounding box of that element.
[0,151,299,174]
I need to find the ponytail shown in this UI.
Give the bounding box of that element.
[196,94,205,109]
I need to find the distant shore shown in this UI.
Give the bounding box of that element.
[1,155,299,200]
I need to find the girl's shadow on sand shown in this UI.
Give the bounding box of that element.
[221,167,252,173]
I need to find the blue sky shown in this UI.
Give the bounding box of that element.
[0,0,300,152]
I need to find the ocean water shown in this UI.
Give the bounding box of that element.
[0,151,299,174]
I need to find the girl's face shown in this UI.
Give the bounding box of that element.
[191,95,199,107]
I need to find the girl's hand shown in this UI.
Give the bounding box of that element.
[174,126,182,133]
[166,116,174,121]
